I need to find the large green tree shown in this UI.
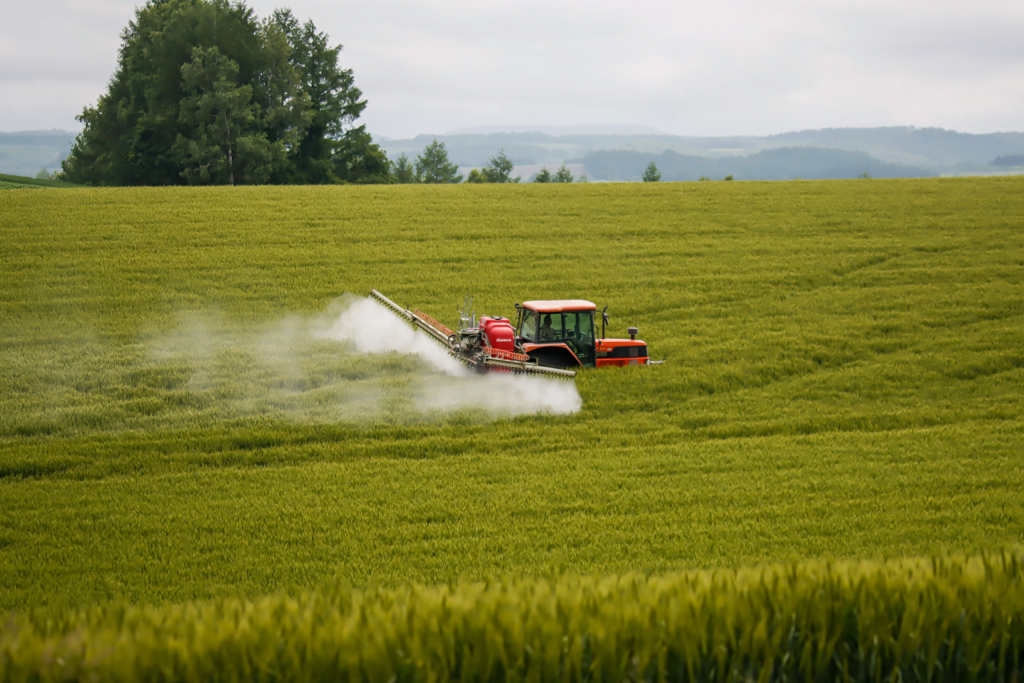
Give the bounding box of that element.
[332,126,391,184]
[63,0,383,185]
[172,46,283,185]
[269,10,387,184]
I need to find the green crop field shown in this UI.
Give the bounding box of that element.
[1,178,1023,680]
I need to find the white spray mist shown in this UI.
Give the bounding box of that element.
[315,296,468,376]
[149,296,583,423]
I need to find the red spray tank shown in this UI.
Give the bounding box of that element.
[479,316,516,355]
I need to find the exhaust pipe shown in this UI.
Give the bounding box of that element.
[628,326,638,340]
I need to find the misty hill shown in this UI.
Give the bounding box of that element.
[584,147,931,182]
[446,124,669,136]
[764,128,1024,167]
[0,130,77,178]
[379,127,1024,181]
[5,127,1024,182]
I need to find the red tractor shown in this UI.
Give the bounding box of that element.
[370,289,656,378]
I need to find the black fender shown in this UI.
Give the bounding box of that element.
[527,344,582,369]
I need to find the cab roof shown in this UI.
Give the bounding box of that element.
[521,300,596,313]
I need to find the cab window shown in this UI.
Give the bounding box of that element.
[519,310,538,341]
[563,311,595,344]
[538,313,561,341]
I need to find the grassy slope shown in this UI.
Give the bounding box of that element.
[0,179,1022,611]
[0,172,80,189]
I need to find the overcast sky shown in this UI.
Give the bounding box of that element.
[3,0,1024,138]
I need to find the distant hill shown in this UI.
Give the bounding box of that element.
[582,147,933,182]
[993,154,1024,167]
[444,124,669,136]
[6,126,1024,182]
[379,127,1024,181]
[0,130,77,178]
[763,127,1024,168]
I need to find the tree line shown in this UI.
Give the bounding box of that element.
[392,143,592,184]
[59,0,598,187]
[61,0,668,186]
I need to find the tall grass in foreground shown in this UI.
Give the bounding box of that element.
[3,550,1022,682]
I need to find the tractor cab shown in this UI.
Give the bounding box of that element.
[515,300,598,368]
[514,300,651,369]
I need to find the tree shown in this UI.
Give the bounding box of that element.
[173,46,283,185]
[62,0,382,185]
[642,162,661,182]
[332,125,391,184]
[532,168,552,183]
[415,139,462,183]
[64,0,281,185]
[553,165,574,183]
[253,12,310,182]
[269,9,382,184]
[482,149,518,183]
[390,153,417,183]
[466,149,520,184]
